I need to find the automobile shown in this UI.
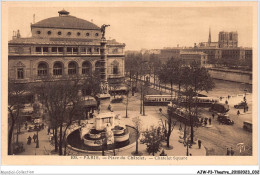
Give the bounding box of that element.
[243,121,252,132]
[28,125,35,132]
[217,113,234,125]
[234,101,248,109]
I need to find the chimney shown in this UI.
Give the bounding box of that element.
[17,30,21,38]
[33,14,35,24]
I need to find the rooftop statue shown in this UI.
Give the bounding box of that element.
[101,24,110,39]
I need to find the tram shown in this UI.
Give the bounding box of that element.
[144,95,219,107]
[143,95,173,106]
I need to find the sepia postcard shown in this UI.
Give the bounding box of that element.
[1,1,259,167]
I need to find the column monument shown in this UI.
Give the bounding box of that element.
[99,24,110,98]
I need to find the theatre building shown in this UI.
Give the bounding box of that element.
[8,10,126,96]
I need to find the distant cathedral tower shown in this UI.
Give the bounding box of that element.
[208,27,211,45]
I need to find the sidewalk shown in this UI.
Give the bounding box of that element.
[16,124,55,155]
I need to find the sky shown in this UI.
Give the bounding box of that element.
[8,6,253,50]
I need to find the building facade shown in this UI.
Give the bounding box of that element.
[8,10,125,94]
[159,29,251,65]
[180,51,208,67]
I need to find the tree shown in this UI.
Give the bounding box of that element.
[158,58,180,148]
[159,117,176,148]
[125,52,142,90]
[182,62,215,143]
[132,116,142,155]
[8,81,28,155]
[36,77,84,155]
[82,70,101,96]
[141,126,164,156]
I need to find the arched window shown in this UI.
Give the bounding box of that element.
[53,62,63,76]
[38,62,48,76]
[16,62,25,79]
[111,60,119,75]
[68,62,77,75]
[82,61,92,75]
[95,61,102,72]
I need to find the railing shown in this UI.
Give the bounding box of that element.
[108,74,124,78]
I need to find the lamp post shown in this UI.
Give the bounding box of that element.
[140,60,147,116]
[126,87,129,118]
[244,89,247,102]
[36,129,39,148]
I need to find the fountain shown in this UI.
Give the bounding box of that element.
[67,112,134,152]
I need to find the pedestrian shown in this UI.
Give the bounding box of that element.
[226,148,230,155]
[204,118,207,126]
[230,147,234,156]
[198,140,201,149]
[244,96,246,102]
[179,123,182,131]
[41,123,44,129]
[33,133,37,143]
[209,118,212,125]
[212,113,215,119]
[225,100,228,105]
[47,127,50,135]
[110,104,113,112]
[97,105,101,114]
[237,110,240,116]
[27,136,32,145]
[25,122,28,130]
[159,108,162,113]
[34,125,37,131]
[228,95,230,99]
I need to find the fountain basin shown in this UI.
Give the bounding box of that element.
[67,125,136,152]
[114,131,130,142]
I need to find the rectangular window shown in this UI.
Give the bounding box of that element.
[35,47,41,54]
[52,47,58,54]
[72,47,78,55]
[87,47,92,54]
[80,47,86,54]
[17,68,24,79]
[67,47,72,54]
[94,48,100,54]
[58,47,63,54]
[43,47,48,53]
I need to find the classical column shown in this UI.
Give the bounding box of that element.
[100,38,108,94]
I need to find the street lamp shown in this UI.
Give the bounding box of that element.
[244,89,247,102]
[140,60,147,116]
[36,129,39,148]
[126,88,129,118]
